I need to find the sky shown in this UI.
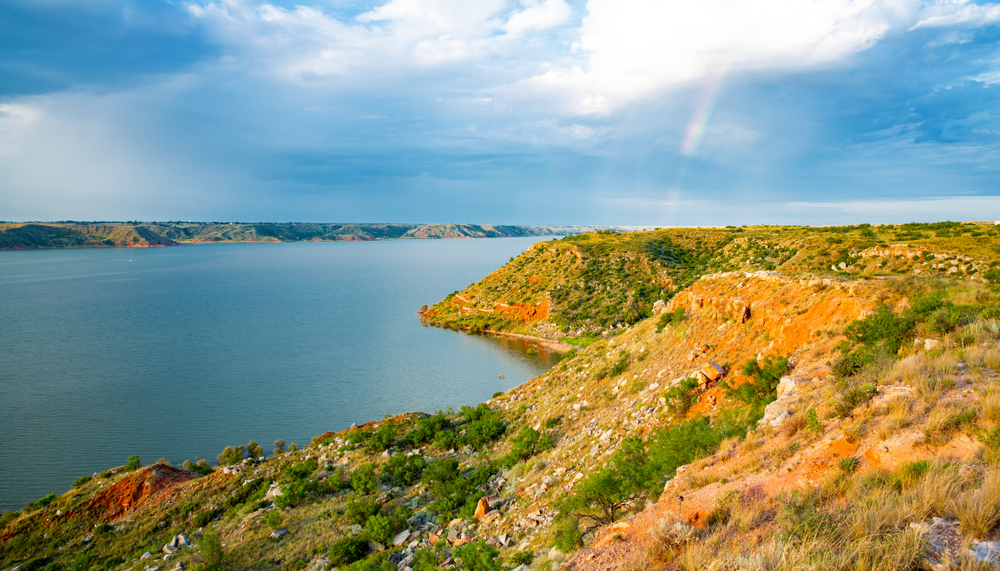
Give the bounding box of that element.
[1,0,999,226]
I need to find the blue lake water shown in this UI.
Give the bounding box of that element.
[0,238,562,511]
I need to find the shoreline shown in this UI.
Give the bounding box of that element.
[482,329,576,353]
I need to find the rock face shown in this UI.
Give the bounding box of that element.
[474,497,491,520]
[970,541,1000,569]
[758,376,806,428]
[85,464,196,522]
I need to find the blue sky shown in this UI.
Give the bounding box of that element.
[1,0,999,225]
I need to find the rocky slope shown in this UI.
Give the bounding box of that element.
[5,223,1000,571]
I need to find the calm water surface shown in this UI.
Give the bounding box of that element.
[0,238,562,511]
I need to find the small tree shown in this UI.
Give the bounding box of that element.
[247,440,263,459]
[273,439,286,455]
[217,445,245,466]
[200,532,225,566]
[124,455,142,471]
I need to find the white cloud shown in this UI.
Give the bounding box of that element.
[971,70,1000,84]
[507,0,920,115]
[502,0,573,37]
[911,1,1000,29]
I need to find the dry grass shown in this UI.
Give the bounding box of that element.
[923,400,976,446]
[950,468,1000,538]
[876,396,913,440]
[781,411,807,438]
[981,390,1000,424]
[904,461,966,520]
[848,490,912,540]
[647,519,696,564]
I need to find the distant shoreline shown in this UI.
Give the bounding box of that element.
[0,221,609,250]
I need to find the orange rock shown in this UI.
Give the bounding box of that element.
[474,497,491,520]
[701,361,726,381]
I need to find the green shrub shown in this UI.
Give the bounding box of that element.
[351,464,380,494]
[453,539,500,571]
[838,457,860,474]
[656,308,686,332]
[33,493,57,509]
[552,515,583,552]
[285,457,319,481]
[421,459,472,516]
[181,502,198,515]
[383,454,426,487]
[403,412,454,447]
[722,356,788,412]
[194,508,222,527]
[217,445,245,466]
[124,455,142,471]
[73,475,92,487]
[329,537,369,566]
[264,511,283,529]
[344,497,380,525]
[368,423,397,452]
[843,304,913,355]
[806,408,823,434]
[363,513,402,546]
[664,377,701,415]
[247,440,263,459]
[200,532,225,565]
[508,551,534,566]
[504,427,553,465]
[273,439,286,455]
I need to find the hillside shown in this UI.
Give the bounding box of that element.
[421,222,1000,342]
[5,223,1000,571]
[0,223,607,249]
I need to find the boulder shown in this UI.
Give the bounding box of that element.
[925,339,942,351]
[740,305,751,323]
[473,497,491,520]
[264,483,283,500]
[652,300,667,315]
[391,529,411,546]
[701,361,726,382]
[969,541,1000,568]
[269,528,288,540]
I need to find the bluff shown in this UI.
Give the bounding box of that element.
[5,222,1000,571]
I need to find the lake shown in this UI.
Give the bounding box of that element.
[0,238,562,511]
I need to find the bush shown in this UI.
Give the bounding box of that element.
[504,427,553,466]
[383,454,426,487]
[329,537,369,566]
[363,513,402,546]
[285,457,318,481]
[722,356,788,413]
[368,423,397,452]
[459,405,506,449]
[247,440,263,459]
[656,308,686,332]
[843,304,913,355]
[217,445,245,466]
[351,464,379,494]
[806,408,823,434]
[453,539,500,571]
[552,515,583,552]
[421,459,472,516]
[33,493,57,509]
[124,455,142,471]
[273,439,286,455]
[73,475,92,487]
[264,511,283,529]
[344,497,380,525]
[664,377,701,416]
[200,532,225,565]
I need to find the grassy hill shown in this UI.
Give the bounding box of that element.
[5,223,1000,571]
[0,222,609,249]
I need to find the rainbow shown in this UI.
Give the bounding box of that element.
[662,64,731,224]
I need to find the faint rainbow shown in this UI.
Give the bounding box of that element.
[662,63,731,225]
